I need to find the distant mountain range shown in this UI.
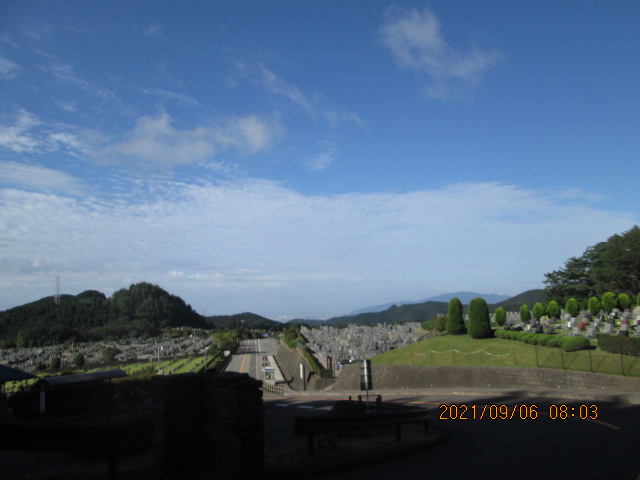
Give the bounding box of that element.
[287,289,546,328]
[348,291,512,315]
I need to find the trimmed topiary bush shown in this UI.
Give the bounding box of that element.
[468,297,492,339]
[494,307,506,327]
[602,292,617,314]
[546,300,560,320]
[532,303,545,322]
[561,336,590,352]
[519,304,530,323]
[547,338,560,348]
[446,297,466,335]
[618,293,632,311]
[565,298,580,317]
[588,296,601,317]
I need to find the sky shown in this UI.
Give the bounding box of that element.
[0,1,638,320]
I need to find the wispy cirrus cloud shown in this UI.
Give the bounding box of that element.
[0,161,86,194]
[234,62,363,127]
[0,56,20,79]
[379,6,501,100]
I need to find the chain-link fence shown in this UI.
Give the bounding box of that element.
[409,348,640,376]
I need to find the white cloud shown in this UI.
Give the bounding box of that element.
[236,62,363,127]
[0,179,635,316]
[0,56,20,79]
[145,23,163,37]
[379,6,501,99]
[95,111,279,167]
[0,110,41,153]
[0,161,86,194]
[305,149,336,171]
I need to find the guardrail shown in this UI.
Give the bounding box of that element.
[262,381,284,395]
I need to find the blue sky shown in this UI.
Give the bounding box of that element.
[1,1,638,319]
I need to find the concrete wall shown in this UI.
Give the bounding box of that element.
[274,342,319,391]
[330,364,640,392]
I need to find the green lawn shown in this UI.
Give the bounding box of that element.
[372,333,640,376]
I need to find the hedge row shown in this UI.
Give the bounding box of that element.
[495,329,591,352]
[596,333,640,357]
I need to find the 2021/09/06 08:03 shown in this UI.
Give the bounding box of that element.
[438,404,598,420]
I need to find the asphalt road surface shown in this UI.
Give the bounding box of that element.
[265,392,640,479]
[224,338,279,381]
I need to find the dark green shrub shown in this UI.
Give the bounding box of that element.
[597,333,640,357]
[421,319,435,330]
[434,316,447,332]
[519,304,530,323]
[446,298,466,335]
[546,300,560,320]
[532,303,545,321]
[565,298,579,317]
[547,338,560,348]
[601,292,617,314]
[561,336,590,352]
[494,307,506,326]
[618,293,632,311]
[468,297,492,339]
[588,296,601,316]
[535,334,552,346]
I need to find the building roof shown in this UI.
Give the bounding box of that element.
[38,369,127,387]
[0,364,37,384]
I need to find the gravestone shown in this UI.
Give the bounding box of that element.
[602,324,613,334]
[572,327,581,336]
[586,327,596,338]
[545,326,555,335]
[618,329,629,337]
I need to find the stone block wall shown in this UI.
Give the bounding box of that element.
[152,371,263,476]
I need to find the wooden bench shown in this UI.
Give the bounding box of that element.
[294,407,429,455]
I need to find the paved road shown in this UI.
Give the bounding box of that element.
[225,338,279,381]
[265,392,640,479]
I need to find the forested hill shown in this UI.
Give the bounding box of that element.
[320,290,546,327]
[205,312,284,331]
[0,282,207,348]
[324,301,450,327]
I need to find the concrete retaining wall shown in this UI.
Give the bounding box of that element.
[274,342,318,391]
[329,364,640,392]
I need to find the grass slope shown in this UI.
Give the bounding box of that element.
[372,333,640,376]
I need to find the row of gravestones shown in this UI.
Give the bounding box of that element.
[505,309,640,339]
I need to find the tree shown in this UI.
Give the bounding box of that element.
[546,301,560,321]
[519,304,531,323]
[468,297,492,339]
[543,255,593,303]
[73,353,85,368]
[532,303,545,322]
[543,226,640,303]
[445,298,466,335]
[588,296,601,316]
[618,293,632,311]
[565,298,580,317]
[601,292,617,314]
[494,307,506,326]
[50,356,61,371]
